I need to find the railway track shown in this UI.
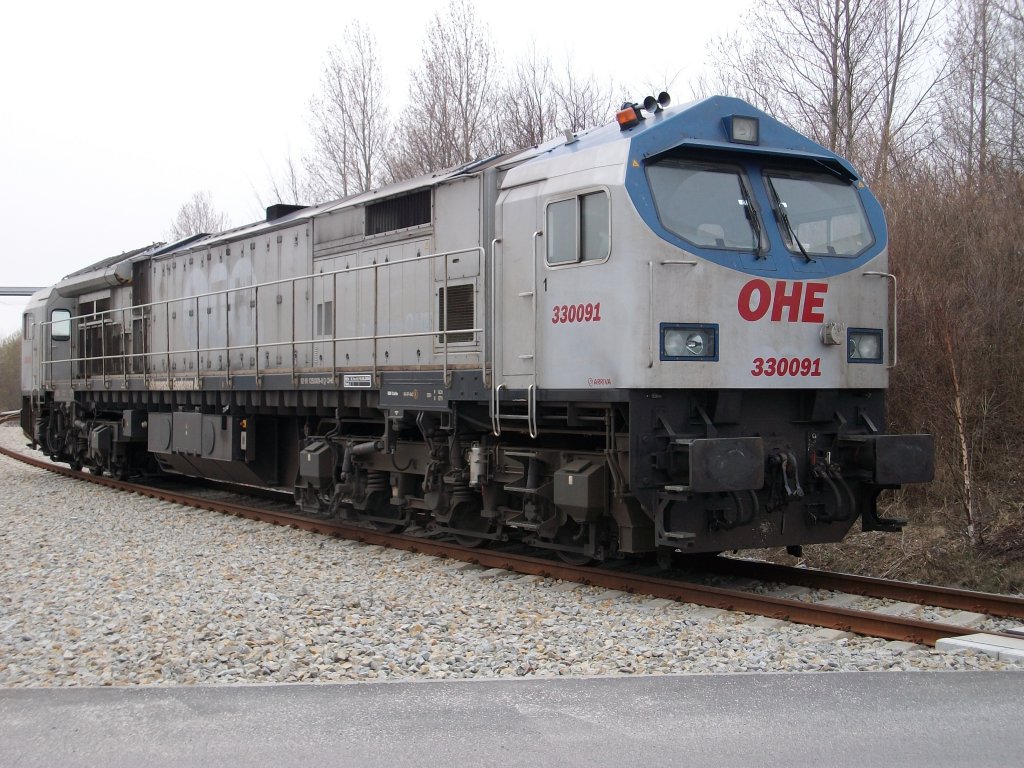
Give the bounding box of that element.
[3,441,1022,648]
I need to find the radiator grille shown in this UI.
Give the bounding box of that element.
[365,189,431,236]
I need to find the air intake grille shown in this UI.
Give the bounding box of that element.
[438,284,475,344]
[365,189,431,235]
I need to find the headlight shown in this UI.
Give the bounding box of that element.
[848,329,883,363]
[661,324,718,361]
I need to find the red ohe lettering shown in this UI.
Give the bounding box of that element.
[737,279,772,321]
[738,279,827,323]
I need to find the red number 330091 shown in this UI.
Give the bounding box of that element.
[552,302,602,324]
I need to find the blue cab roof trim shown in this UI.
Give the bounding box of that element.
[540,96,888,280]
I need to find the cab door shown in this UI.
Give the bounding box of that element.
[46,303,74,386]
[21,307,41,394]
[495,183,541,386]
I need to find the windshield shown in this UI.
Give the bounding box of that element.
[647,159,760,251]
[764,170,873,257]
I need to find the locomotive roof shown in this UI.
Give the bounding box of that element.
[70,95,859,273]
[61,242,164,280]
[498,95,859,189]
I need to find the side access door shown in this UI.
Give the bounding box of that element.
[493,182,541,434]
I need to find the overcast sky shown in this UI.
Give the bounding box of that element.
[0,0,751,335]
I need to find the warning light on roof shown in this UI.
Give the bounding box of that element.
[617,105,641,130]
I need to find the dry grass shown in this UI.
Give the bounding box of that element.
[760,493,1024,595]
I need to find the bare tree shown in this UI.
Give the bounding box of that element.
[552,59,617,134]
[0,331,20,410]
[388,0,498,180]
[1000,0,1023,22]
[705,0,887,167]
[937,0,1009,183]
[251,151,313,218]
[495,51,619,152]
[991,0,1024,169]
[306,21,391,200]
[168,190,229,240]
[869,0,945,184]
[496,44,558,150]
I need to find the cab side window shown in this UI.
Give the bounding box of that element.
[50,309,71,341]
[546,191,610,266]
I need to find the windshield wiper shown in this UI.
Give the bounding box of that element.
[766,177,814,263]
[738,180,764,258]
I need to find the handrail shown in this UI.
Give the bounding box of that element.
[41,327,485,369]
[40,245,487,323]
[863,271,898,369]
[38,245,487,385]
[492,383,506,436]
[442,251,449,386]
[527,383,537,439]
[647,261,655,368]
[488,237,499,389]
[530,231,541,368]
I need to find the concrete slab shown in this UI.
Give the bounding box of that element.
[583,589,628,603]
[513,575,544,584]
[804,628,856,642]
[637,598,675,612]
[943,610,988,628]
[443,562,482,573]
[548,581,579,593]
[884,640,926,652]
[765,584,812,598]
[875,601,920,617]
[686,606,727,620]
[746,616,788,630]
[2,673,1023,768]
[467,567,510,580]
[818,593,863,608]
[936,633,1024,662]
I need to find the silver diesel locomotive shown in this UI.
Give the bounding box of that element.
[20,95,933,562]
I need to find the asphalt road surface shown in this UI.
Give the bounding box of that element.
[2,672,1022,767]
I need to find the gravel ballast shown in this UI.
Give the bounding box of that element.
[1,425,1020,688]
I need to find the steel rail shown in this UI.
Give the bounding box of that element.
[703,556,1024,620]
[0,443,1012,647]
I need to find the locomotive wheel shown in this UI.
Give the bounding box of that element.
[545,520,595,566]
[366,507,409,534]
[369,518,407,534]
[450,505,494,548]
[360,489,409,533]
[555,549,593,566]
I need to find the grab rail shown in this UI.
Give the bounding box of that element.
[863,271,898,369]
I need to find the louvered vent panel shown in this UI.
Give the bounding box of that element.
[365,189,431,236]
[438,284,475,344]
